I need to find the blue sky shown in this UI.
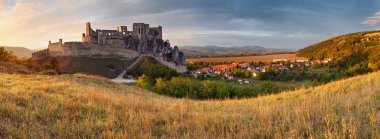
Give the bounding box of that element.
[0,0,380,49]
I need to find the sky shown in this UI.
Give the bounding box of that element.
[0,0,380,50]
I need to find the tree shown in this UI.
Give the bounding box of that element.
[154,78,166,93]
[137,74,150,87]
[0,47,15,62]
[259,81,280,94]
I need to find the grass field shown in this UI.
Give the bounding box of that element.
[187,54,307,63]
[0,61,31,74]
[0,72,379,138]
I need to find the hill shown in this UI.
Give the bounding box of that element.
[1,46,34,58]
[297,30,380,72]
[0,61,31,74]
[0,71,379,138]
[55,57,135,78]
[181,45,295,58]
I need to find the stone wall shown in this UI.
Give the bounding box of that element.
[32,22,186,66]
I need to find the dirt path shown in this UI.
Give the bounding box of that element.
[111,55,187,83]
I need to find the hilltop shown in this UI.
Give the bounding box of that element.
[297,30,380,72]
[0,71,379,138]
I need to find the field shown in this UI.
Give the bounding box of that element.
[0,71,379,138]
[187,54,307,63]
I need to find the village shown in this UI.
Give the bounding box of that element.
[192,57,333,84]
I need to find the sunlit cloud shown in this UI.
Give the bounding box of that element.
[362,10,380,26]
[0,0,377,49]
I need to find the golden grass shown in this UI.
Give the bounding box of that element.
[0,72,379,138]
[187,54,307,63]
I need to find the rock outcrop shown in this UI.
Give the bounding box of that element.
[32,22,187,66]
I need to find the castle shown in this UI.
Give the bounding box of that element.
[32,22,186,66]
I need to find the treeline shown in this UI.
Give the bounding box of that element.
[257,68,339,84]
[137,74,286,99]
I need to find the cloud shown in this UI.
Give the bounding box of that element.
[0,0,11,10]
[0,0,377,49]
[362,10,380,26]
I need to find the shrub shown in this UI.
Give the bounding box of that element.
[154,77,282,99]
[259,81,280,95]
[137,74,150,87]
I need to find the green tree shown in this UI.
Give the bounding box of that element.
[259,81,280,94]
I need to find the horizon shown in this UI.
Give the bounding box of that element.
[1,0,380,49]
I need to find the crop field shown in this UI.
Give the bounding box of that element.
[187,54,307,63]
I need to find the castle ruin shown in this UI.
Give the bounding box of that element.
[32,22,186,66]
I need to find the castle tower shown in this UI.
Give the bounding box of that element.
[86,22,91,36]
[132,23,149,40]
[158,26,163,40]
[83,22,95,43]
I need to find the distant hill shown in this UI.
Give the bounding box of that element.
[0,68,379,138]
[0,46,35,58]
[181,45,295,58]
[297,30,380,72]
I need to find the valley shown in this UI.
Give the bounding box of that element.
[1,2,380,137]
[187,53,305,63]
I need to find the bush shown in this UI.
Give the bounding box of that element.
[137,74,150,87]
[135,58,178,83]
[311,79,319,87]
[259,81,280,95]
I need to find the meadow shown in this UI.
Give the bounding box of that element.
[0,71,379,138]
[187,54,307,63]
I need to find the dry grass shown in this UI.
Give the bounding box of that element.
[0,72,379,138]
[187,54,307,63]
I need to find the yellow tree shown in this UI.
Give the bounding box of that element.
[137,74,149,87]
[154,77,166,93]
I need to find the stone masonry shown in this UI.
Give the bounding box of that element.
[32,22,186,66]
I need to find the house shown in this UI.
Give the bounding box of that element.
[249,67,259,78]
[296,59,309,62]
[304,62,310,67]
[273,58,288,62]
[239,63,250,69]
[224,72,234,80]
[323,58,333,63]
[247,66,256,72]
[252,72,258,78]
[290,64,294,68]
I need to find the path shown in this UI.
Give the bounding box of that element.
[111,55,188,83]
[111,56,145,83]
